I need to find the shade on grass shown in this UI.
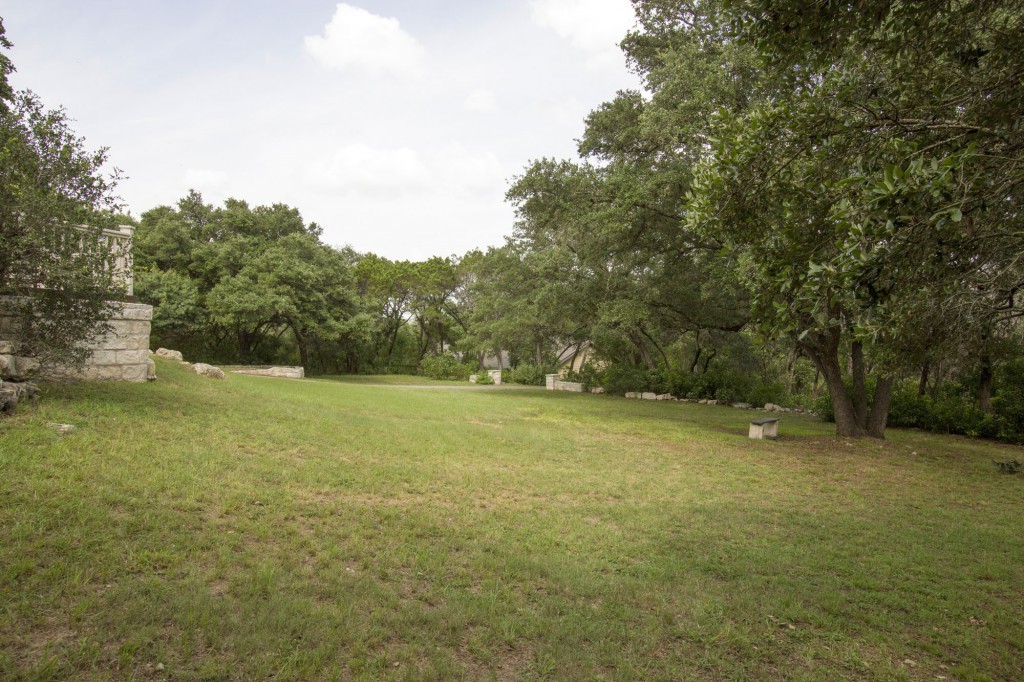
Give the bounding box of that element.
[1,359,1022,680]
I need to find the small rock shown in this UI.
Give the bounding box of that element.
[698,399,708,404]
[192,363,225,380]
[589,386,605,394]
[706,399,718,405]
[154,348,184,362]
[49,423,76,436]
[733,402,752,409]
[156,662,165,671]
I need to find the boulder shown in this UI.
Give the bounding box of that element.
[192,363,225,380]
[49,423,76,436]
[14,382,39,402]
[589,387,605,394]
[0,382,18,413]
[733,402,752,409]
[2,356,39,381]
[147,358,158,381]
[0,354,14,379]
[706,399,718,405]
[625,392,640,399]
[155,348,184,362]
[656,393,673,401]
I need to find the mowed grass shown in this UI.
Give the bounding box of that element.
[1,360,1022,681]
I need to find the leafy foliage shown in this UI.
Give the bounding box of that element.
[0,20,127,370]
[417,353,470,381]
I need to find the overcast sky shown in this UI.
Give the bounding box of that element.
[3,1,641,260]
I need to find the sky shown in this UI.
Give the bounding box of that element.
[2,0,642,260]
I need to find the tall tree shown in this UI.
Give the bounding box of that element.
[684,0,1024,436]
[0,19,127,371]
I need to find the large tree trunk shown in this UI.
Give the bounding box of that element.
[866,376,895,438]
[918,361,930,396]
[851,341,869,426]
[293,325,309,369]
[812,349,867,438]
[807,334,893,439]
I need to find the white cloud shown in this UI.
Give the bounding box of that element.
[529,0,635,63]
[311,143,428,195]
[308,142,504,199]
[184,168,228,190]
[304,4,425,76]
[465,88,496,112]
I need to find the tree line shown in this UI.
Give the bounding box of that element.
[4,2,1024,441]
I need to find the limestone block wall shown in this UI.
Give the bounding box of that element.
[231,366,305,379]
[0,300,153,383]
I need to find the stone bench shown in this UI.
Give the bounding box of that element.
[749,417,780,439]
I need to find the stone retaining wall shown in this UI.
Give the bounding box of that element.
[0,300,153,383]
[231,366,305,379]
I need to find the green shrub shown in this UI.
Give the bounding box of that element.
[747,382,787,408]
[600,365,650,395]
[418,354,471,381]
[508,363,546,386]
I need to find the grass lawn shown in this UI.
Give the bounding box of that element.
[1,359,1022,681]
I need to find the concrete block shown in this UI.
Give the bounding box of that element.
[123,335,150,351]
[114,304,153,321]
[90,332,125,351]
[116,349,151,365]
[93,365,123,381]
[749,418,780,439]
[89,350,118,366]
[121,364,148,383]
[546,373,559,390]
